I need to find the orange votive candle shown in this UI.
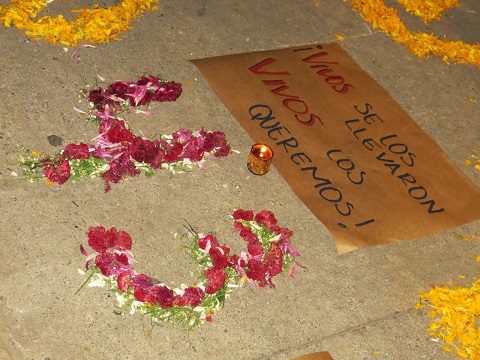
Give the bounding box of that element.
[247,144,274,175]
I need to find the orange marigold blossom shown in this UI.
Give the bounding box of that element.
[0,0,159,46]
[397,0,460,23]
[464,148,480,172]
[349,0,480,68]
[416,275,480,359]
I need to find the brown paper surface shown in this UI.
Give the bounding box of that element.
[191,43,480,254]
[292,351,335,360]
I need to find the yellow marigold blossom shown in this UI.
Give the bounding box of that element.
[443,346,454,353]
[464,147,480,172]
[398,0,460,24]
[417,276,480,359]
[0,0,159,46]
[349,0,480,68]
[414,302,424,310]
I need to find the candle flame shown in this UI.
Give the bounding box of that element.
[248,144,272,175]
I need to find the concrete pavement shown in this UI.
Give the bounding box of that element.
[0,0,479,359]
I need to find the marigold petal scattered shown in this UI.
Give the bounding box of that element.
[416,269,480,359]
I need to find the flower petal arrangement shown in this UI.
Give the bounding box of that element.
[349,0,480,68]
[397,0,460,23]
[17,76,231,191]
[416,285,480,358]
[0,0,159,46]
[415,257,480,359]
[77,209,301,330]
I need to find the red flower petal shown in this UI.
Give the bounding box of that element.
[63,143,90,159]
[106,120,134,143]
[254,210,278,232]
[117,271,132,292]
[232,209,254,221]
[133,286,155,305]
[247,240,263,257]
[240,227,258,242]
[264,247,283,277]
[95,253,115,276]
[44,160,71,185]
[183,287,204,307]
[198,235,220,250]
[204,267,227,294]
[150,285,174,309]
[116,230,132,251]
[87,226,107,253]
[209,246,229,269]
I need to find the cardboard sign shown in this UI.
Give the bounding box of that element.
[191,43,480,254]
[292,352,335,360]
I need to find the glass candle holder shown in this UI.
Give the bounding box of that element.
[247,144,274,175]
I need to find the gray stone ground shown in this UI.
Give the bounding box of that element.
[0,0,479,359]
